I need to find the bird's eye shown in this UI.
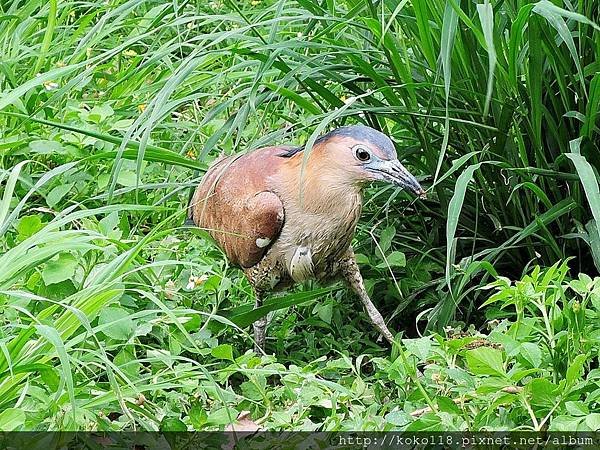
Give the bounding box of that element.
[354,146,371,162]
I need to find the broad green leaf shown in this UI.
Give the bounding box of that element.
[29,139,66,155]
[99,211,119,236]
[585,413,600,431]
[160,417,187,431]
[354,253,370,265]
[405,412,442,431]
[114,346,140,380]
[315,303,333,324]
[42,253,78,285]
[240,379,263,401]
[476,376,511,394]
[565,401,589,416]
[116,170,138,187]
[566,354,588,385]
[0,408,25,431]
[527,378,559,409]
[519,342,542,368]
[85,104,114,123]
[379,226,396,253]
[207,407,239,426]
[437,396,462,415]
[15,215,43,239]
[549,415,584,431]
[189,403,208,430]
[385,410,411,427]
[46,183,74,208]
[403,337,432,361]
[98,307,136,341]
[211,344,233,361]
[377,251,406,268]
[465,347,505,377]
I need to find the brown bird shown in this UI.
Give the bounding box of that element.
[189,125,424,352]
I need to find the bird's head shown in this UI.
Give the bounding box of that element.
[302,125,426,197]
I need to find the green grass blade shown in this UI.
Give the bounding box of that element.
[435,1,458,181]
[527,14,543,151]
[566,138,600,271]
[476,0,496,117]
[446,163,484,289]
[412,0,437,68]
[32,0,57,75]
[223,287,336,328]
[583,73,600,138]
[0,160,29,231]
[34,325,76,424]
[0,112,206,171]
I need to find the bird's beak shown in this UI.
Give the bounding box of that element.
[366,159,426,198]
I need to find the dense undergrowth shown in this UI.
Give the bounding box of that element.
[0,0,599,432]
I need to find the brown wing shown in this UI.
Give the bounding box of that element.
[189,147,287,268]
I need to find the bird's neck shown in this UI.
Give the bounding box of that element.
[275,159,363,216]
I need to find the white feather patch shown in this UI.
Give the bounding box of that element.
[289,246,314,282]
[255,237,271,248]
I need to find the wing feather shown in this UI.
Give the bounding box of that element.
[189,148,287,268]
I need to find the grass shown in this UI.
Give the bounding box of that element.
[0,0,599,433]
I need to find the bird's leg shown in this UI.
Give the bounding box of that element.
[253,290,268,355]
[338,248,395,344]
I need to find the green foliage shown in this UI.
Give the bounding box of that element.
[0,0,599,432]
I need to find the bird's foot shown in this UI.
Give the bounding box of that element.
[355,286,395,344]
[361,293,395,344]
